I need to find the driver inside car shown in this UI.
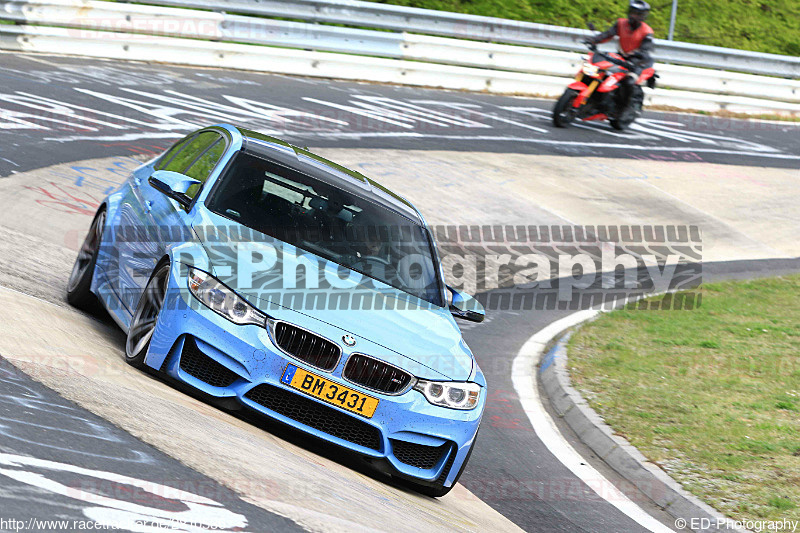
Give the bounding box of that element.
[359,233,390,262]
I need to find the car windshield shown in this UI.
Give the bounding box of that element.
[207,151,443,306]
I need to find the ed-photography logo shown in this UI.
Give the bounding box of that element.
[677,517,800,532]
[99,223,702,313]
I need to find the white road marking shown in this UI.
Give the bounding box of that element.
[0,87,794,160]
[511,310,675,533]
[223,94,350,126]
[38,130,800,162]
[43,132,189,143]
[304,133,800,159]
[571,121,648,138]
[500,106,650,138]
[633,119,778,152]
[0,109,59,131]
[15,91,176,130]
[1,93,134,131]
[356,96,492,128]
[0,452,249,532]
[410,100,549,133]
[643,119,687,127]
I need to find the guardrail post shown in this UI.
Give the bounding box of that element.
[668,0,678,41]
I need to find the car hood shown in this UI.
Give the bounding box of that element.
[191,212,473,381]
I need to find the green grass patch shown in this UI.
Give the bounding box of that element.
[768,497,796,511]
[367,0,800,56]
[569,274,800,522]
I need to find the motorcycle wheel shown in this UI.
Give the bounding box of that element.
[552,89,580,128]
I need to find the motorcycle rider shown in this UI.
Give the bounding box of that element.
[585,0,655,120]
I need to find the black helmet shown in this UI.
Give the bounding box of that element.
[628,0,651,26]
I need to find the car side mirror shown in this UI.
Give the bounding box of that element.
[148,170,201,208]
[447,286,485,323]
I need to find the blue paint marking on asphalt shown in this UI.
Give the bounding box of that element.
[539,342,560,373]
[281,364,297,385]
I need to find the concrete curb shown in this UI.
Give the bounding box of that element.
[539,327,746,533]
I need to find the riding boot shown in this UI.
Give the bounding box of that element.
[615,77,634,118]
[631,85,644,116]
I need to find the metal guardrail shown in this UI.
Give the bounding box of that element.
[1,0,799,114]
[2,23,798,117]
[0,0,407,56]
[3,0,798,104]
[131,0,800,78]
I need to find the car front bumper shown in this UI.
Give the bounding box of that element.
[143,264,484,488]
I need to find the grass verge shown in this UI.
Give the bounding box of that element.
[368,0,800,56]
[568,275,800,521]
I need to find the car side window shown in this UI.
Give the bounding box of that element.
[184,137,226,200]
[161,131,220,175]
[154,134,195,171]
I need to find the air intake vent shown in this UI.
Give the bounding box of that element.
[271,321,341,371]
[179,338,239,388]
[343,354,413,395]
[391,440,450,470]
[244,384,382,450]
[435,445,456,484]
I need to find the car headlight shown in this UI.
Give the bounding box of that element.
[582,62,600,77]
[413,379,481,410]
[187,268,266,326]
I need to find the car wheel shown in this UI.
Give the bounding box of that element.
[126,261,170,369]
[66,209,106,311]
[552,89,580,128]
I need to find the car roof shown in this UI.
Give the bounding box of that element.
[236,127,423,223]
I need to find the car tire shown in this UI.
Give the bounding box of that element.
[126,261,170,369]
[552,89,580,128]
[66,208,106,312]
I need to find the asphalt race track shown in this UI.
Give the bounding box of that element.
[2,52,799,178]
[1,50,799,533]
[0,358,303,532]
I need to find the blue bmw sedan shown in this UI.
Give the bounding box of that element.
[67,124,486,497]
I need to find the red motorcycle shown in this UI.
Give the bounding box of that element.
[553,42,655,131]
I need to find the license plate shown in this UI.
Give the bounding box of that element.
[280,364,379,418]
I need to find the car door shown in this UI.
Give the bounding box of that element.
[144,130,228,261]
[117,130,226,310]
[113,133,195,313]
